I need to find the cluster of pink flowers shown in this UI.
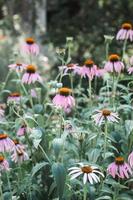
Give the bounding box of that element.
[0,131,29,172]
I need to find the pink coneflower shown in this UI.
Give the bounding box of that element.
[128,151,133,168]
[68,163,104,184]
[8,63,27,72]
[17,125,27,136]
[22,65,42,84]
[104,54,124,73]
[22,37,39,55]
[59,63,80,74]
[0,132,14,152]
[11,140,29,163]
[52,87,75,113]
[107,156,132,179]
[8,92,21,102]
[0,156,9,171]
[75,59,98,80]
[92,109,119,126]
[116,23,133,41]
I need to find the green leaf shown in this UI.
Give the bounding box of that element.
[32,162,48,176]
[52,138,63,159]
[52,163,66,200]
[125,120,133,135]
[95,196,111,200]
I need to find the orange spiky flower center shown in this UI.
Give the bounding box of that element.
[59,87,72,96]
[0,155,4,162]
[13,139,19,145]
[84,59,94,67]
[122,23,132,30]
[26,37,35,45]
[16,63,22,66]
[81,166,93,173]
[109,54,120,62]
[26,65,36,73]
[9,92,21,97]
[0,133,8,140]
[102,109,111,116]
[67,63,75,68]
[18,151,23,156]
[115,156,124,165]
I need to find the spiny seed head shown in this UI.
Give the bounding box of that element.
[0,155,4,162]
[26,65,36,73]
[115,156,124,165]
[109,54,120,62]
[102,109,111,116]
[25,37,35,45]
[84,59,94,67]
[122,23,132,30]
[9,92,21,97]
[81,166,93,173]
[0,133,8,140]
[59,87,72,96]
[67,63,75,68]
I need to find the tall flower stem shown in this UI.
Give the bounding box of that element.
[6,171,13,200]
[105,42,109,60]
[122,38,127,62]
[83,184,88,200]
[89,79,92,105]
[38,144,52,165]
[0,176,3,200]
[103,122,108,159]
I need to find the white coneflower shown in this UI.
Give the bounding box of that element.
[68,163,104,184]
[92,109,120,126]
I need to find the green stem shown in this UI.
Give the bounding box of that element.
[103,122,108,159]
[89,79,92,105]
[1,71,11,91]
[38,144,52,165]
[6,171,13,200]
[0,176,3,200]
[122,38,127,62]
[83,184,87,200]
[105,42,109,60]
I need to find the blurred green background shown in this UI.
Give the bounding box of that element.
[0,0,133,81]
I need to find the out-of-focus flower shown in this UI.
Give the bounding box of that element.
[22,37,39,55]
[128,67,133,74]
[17,125,27,136]
[128,151,133,168]
[130,56,133,65]
[8,63,27,72]
[0,104,6,119]
[30,89,37,98]
[75,59,98,80]
[0,132,14,152]
[104,54,124,73]
[22,65,42,84]
[0,155,9,171]
[68,163,104,184]
[52,87,75,113]
[95,68,106,78]
[116,23,133,41]
[8,92,21,102]
[92,109,119,126]
[59,63,80,74]
[11,140,29,163]
[107,156,132,179]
